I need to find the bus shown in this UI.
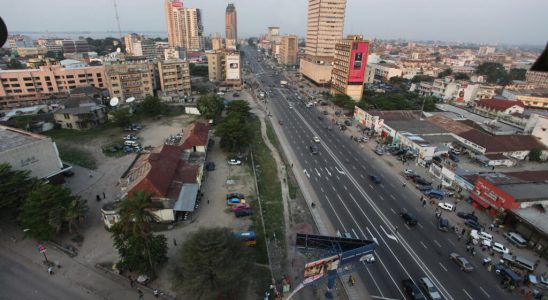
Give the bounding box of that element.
[234,231,256,246]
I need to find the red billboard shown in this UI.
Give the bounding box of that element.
[348,41,369,83]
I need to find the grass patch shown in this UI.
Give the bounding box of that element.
[44,123,120,142]
[287,176,297,199]
[251,264,273,299]
[57,144,97,170]
[265,121,279,149]
[250,117,285,261]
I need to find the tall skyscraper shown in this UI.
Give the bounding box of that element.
[164,0,204,51]
[279,35,298,66]
[300,0,347,84]
[225,4,237,42]
[331,35,369,101]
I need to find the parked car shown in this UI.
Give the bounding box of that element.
[438,218,450,232]
[278,119,284,125]
[205,162,216,171]
[415,177,433,186]
[464,219,484,231]
[457,212,478,222]
[310,145,319,155]
[63,170,75,177]
[449,152,460,163]
[425,189,444,200]
[418,277,442,300]
[231,203,251,212]
[313,136,321,143]
[449,253,474,272]
[437,202,454,211]
[402,279,427,300]
[235,208,253,218]
[404,169,415,176]
[122,134,138,140]
[470,229,493,242]
[484,241,511,254]
[416,184,433,192]
[228,159,242,165]
[370,175,382,184]
[400,212,418,226]
[344,120,352,126]
[375,149,384,156]
[226,193,245,200]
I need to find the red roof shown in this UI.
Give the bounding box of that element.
[128,145,183,198]
[166,162,200,200]
[460,129,547,153]
[475,99,525,112]
[181,122,210,150]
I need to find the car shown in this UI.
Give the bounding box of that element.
[375,149,384,156]
[416,184,433,192]
[437,202,454,211]
[235,209,253,218]
[309,145,319,155]
[464,219,484,231]
[344,120,352,126]
[399,212,418,226]
[313,136,321,143]
[457,212,478,222]
[438,218,450,232]
[278,119,284,125]
[449,253,474,272]
[450,147,461,155]
[228,159,242,165]
[418,277,442,300]
[306,102,313,108]
[227,198,246,206]
[370,175,382,184]
[326,125,333,131]
[122,134,138,140]
[484,241,511,254]
[415,177,433,186]
[205,162,216,171]
[404,169,415,176]
[231,203,251,212]
[449,152,460,162]
[63,170,75,177]
[402,279,427,300]
[289,105,294,109]
[232,92,240,97]
[470,229,493,242]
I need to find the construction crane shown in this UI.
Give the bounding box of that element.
[112,0,123,41]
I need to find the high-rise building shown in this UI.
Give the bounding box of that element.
[124,33,143,55]
[62,40,91,54]
[164,0,204,51]
[206,50,241,87]
[225,4,237,43]
[133,40,156,61]
[157,59,191,101]
[104,63,154,101]
[211,35,223,51]
[526,43,548,88]
[279,35,298,66]
[7,35,34,50]
[300,0,347,84]
[331,35,369,101]
[206,51,224,82]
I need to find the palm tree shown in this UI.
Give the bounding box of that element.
[64,197,89,233]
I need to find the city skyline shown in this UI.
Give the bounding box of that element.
[2,0,548,46]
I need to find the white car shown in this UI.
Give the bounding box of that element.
[227,159,242,165]
[483,240,511,254]
[438,202,454,211]
[313,136,321,143]
[470,229,493,242]
[306,102,313,108]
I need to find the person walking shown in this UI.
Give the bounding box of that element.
[129,276,135,287]
[138,289,144,300]
[96,195,101,202]
[102,192,106,199]
[154,289,159,298]
[173,238,177,246]
[48,266,54,275]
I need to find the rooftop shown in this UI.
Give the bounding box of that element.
[479,171,548,202]
[0,125,47,153]
[386,119,448,135]
[367,110,421,121]
[475,99,525,111]
[180,122,210,150]
[510,206,548,237]
[426,114,474,134]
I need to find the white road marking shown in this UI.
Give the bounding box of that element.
[479,287,490,298]
[335,166,345,175]
[379,195,384,201]
[439,262,447,272]
[420,241,428,249]
[365,225,378,245]
[434,240,442,248]
[390,194,396,200]
[343,185,348,191]
[351,228,359,239]
[359,174,365,179]
[325,168,332,176]
[320,187,324,193]
[390,208,396,214]
[447,239,455,246]
[379,184,385,188]
[462,289,473,300]
[315,168,321,177]
[352,165,357,170]
[418,223,424,229]
[303,169,310,178]
[380,225,397,242]
[369,184,374,189]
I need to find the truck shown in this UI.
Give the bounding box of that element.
[280,80,287,87]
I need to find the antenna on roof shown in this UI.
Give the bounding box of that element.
[112,0,123,41]
[109,97,119,107]
[126,97,135,103]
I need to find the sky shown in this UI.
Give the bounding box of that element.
[3,0,548,46]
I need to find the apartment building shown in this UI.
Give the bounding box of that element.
[211,36,223,51]
[62,40,91,53]
[526,43,548,88]
[164,0,204,51]
[225,3,237,46]
[157,60,191,101]
[133,40,156,61]
[0,64,106,108]
[366,62,403,83]
[279,35,298,66]
[331,35,369,101]
[124,33,143,55]
[300,0,347,84]
[206,51,224,82]
[206,50,241,86]
[104,63,154,101]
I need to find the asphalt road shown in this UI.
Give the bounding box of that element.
[243,47,513,300]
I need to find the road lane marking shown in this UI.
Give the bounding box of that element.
[351,228,359,239]
[462,289,473,300]
[365,225,378,245]
[325,168,332,176]
[439,262,447,272]
[479,287,490,298]
[434,240,442,248]
[447,239,455,246]
[380,225,397,242]
[335,166,345,175]
[379,184,385,188]
[420,241,427,249]
[315,168,321,177]
[390,194,396,200]
[320,187,324,193]
[369,184,374,189]
[379,195,384,201]
[418,223,424,229]
[390,208,396,214]
[303,169,310,178]
[343,185,348,191]
[360,174,365,179]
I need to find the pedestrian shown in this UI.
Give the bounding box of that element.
[154,289,159,298]
[348,275,354,286]
[422,200,426,207]
[207,199,210,205]
[402,182,407,188]
[96,194,101,202]
[48,266,54,275]
[129,276,135,287]
[173,238,177,246]
[489,224,494,231]
[461,228,466,236]
[102,192,106,199]
[394,226,398,233]
[88,171,93,178]
[138,289,144,300]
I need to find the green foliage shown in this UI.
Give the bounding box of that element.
[85,37,121,56]
[438,68,453,78]
[411,75,435,83]
[137,96,165,117]
[197,94,224,119]
[110,107,133,127]
[111,192,167,275]
[18,184,88,241]
[7,58,26,69]
[189,63,208,77]
[171,227,253,299]
[332,93,356,111]
[225,100,251,118]
[0,164,38,210]
[389,76,408,85]
[509,68,526,81]
[45,51,63,59]
[454,73,470,80]
[529,149,542,162]
[476,62,511,85]
[216,113,253,152]
[359,91,436,112]
[56,144,97,170]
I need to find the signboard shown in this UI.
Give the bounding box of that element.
[348,41,369,83]
[38,244,47,253]
[303,254,340,285]
[226,54,241,81]
[472,177,514,209]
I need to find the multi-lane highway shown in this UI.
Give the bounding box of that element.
[243,47,511,300]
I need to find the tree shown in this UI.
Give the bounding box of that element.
[63,198,89,233]
[111,192,167,275]
[454,73,470,80]
[476,62,511,85]
[171,227,253,299]
[0,164,37,211]
[137,96,164,117]
[18,184,86,241]
[197,94,223,119]
[438,68,453,78]
[189,63,209,77]
[7,58,26,69]
[529,149,542,162]
[215,113,252,152]
[509,68,526,81]
[110,107,133,127]
[411,75,435,83]
[225,100,251,119]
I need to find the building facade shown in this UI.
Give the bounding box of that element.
[0,64,106,108]
[279,35,298,66]
[299,0,347,84]
[211,36,223,51]
[164,0,204,51]
[157,60,191,101]
[53,104,107,130]
[206,51,224,82]
[133,40,157,61]
[124,33,143,55]
[104,63,154,101]
[62,40,91,53]
[225,4,237,45]
[331,35,369,101]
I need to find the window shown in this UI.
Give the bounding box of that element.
[25,83,33,87]
[66,75,74,79]
[23,77,32,81]
[64,113,70,119]
[9,78,18,82]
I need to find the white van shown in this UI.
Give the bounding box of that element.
[514,256,536,271]
[124,140,140,147]
[504,232,528,248]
